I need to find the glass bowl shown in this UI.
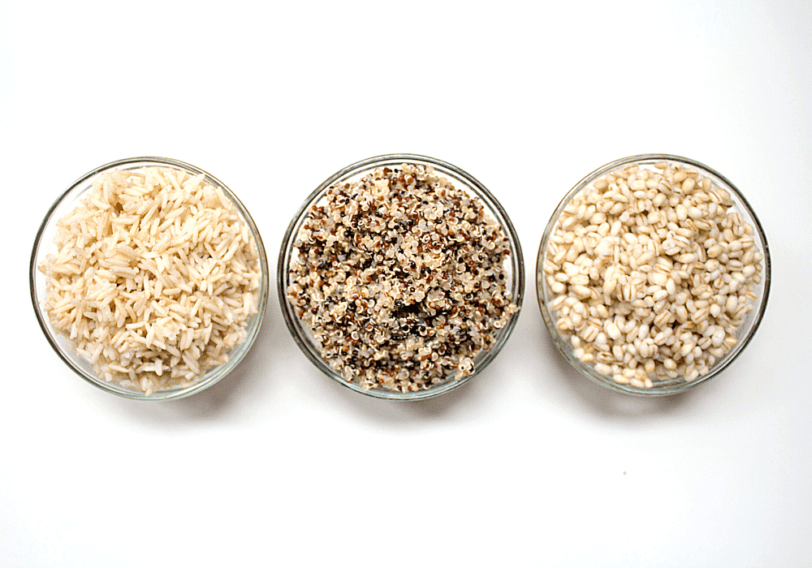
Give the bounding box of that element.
[278,154,525,400]
[537,154,771,396]
[30,157,270,401]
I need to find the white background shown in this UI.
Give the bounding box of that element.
[2,1,811,566]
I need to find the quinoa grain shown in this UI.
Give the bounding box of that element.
[288,164,518,393]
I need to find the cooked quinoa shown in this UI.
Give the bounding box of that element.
[287,164,518,392]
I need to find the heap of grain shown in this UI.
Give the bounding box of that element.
[542,161,764,388]
[39,167,261,394]
[288,164,518,393]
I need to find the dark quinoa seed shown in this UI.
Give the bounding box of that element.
[288,163,518,393]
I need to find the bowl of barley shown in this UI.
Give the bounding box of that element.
[537,154,770,395]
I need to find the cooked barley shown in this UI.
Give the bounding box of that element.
[543,162,762,387]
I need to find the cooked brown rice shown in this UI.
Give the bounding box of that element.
[39,166,261,395]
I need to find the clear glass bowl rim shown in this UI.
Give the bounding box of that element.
[535,153,772,396]
[277,153,525,401]
[29,156,271,401]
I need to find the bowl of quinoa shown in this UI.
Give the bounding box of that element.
[279,154,524,400]
[537,154,770,395]
[30,157,269,400]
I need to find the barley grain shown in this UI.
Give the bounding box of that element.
[544,161,763,389]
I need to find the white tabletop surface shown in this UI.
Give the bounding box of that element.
[2,1,811,566]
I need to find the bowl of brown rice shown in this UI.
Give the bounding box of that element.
[537,154,771,395]
[30,157,269,400]
[278,154,524,400]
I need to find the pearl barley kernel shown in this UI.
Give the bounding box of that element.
[545,161,763,389]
